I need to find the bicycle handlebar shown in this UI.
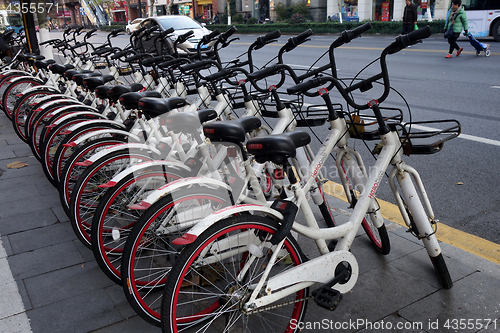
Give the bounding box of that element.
[386,25,431,54]
[282,29,313,52]
[255,30,281,48]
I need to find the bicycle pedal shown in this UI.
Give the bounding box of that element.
[312,286,342,311]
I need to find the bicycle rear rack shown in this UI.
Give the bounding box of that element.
[401,120,461,155]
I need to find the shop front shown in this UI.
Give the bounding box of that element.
[196,0,213,19]
[173,0,193,17]
[112,0,128,23]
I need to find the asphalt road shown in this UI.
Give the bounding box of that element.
[45,30,500,245]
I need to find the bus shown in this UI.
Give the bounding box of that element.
[0,10,23,33]
[463,0,500,41]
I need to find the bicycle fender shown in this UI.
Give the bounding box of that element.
[22,85,60,94]
[99,160,191,188]
[72,129,141,145]
[47,104,98,117]
[51,111,106,126]
[82,143,158,164]
[269,199,298,245]
[129,177,233,210]
[67,119,126,132]
[172,204,284,245]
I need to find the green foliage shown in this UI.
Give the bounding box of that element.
[206,20,446,35]
[292,1,310,17]
[247,17,258,25]
[233,13,244,24]
[100,25,126,31]
[274,2,288,21]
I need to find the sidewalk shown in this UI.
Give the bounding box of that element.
[1,109,500,333]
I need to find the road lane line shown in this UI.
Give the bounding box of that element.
[323,181,500,265]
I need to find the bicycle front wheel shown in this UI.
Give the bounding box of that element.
[161,214,309,333]
[121,186,232,326]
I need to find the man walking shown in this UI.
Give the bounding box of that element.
[402,0,418,34]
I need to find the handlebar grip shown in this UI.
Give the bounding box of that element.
[386,25,431,54]
[125,54,143,62]
[179,60,212,72]
[263,30,281,42]
[287,77,329,95]
[160,27,175,37]
[406,25,432,43]
[133,26,147,35]
[346,22,371,41]
[247,64,282,81]
[64,27,72,35]
[284,29,313,51]
[88,28,97,35]
[76,26,84,34]
[222,26,237,40]
[204,69,233,82]
[296,29,313,43]
[202,29,220,44]
[111,50,129,60]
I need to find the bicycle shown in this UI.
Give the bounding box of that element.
[160,26,460,333]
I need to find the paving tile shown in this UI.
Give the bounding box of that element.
[51,205,70,223]
[0,257,14,286]
[35,182,59,196]
[0,160,44,179]
[0,184,42,204]
[358,313,428,333]
[10,143,34,158]
[0,146,16,159]
[398,271,500,333]
[89,315,160,333]
[103,284,138,320]
[5,136,24,145]
[7,241,84,280]
[23,261,115,308]
[389,247,477,289]
[0,209,59,235]
[26,290,123,333]
[0,194,61,219]
[0,138,7,146]
[72,239,96,262]
[8,222,76,254]
[303,265,437,333]
[0,312,32,333]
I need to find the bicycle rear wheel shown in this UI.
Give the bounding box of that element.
[161,214,308,333]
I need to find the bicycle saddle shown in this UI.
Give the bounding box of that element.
[118,91,163,110]
[137,97,187,118]
[72,72,101,86]
[64,69,93,80]
[48,63,75,75]
[107,83,144,102]
[162,109,217,135]
[203,116,262,144]
[247,131,311,164]
[82,75,115,91]
[34,59,56,69]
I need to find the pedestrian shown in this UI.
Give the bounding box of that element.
[402,0,417,34]
[444,0,468,58]
[213,14,220,25]
[243,11,251,24]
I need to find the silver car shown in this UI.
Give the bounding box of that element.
[139,15,216,57]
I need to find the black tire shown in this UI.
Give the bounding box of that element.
[90,166,184,284]
[430,253,453,289]
[492,20,500,42]
[340,161,391,254]
[52,121,127,185]
[68,148,154,248]
[11,89,55,142]
[58,137,128,216]
[161,214,308,333]
[2,77,42,119]
[120,186,232,325]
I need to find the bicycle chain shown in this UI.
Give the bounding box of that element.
[244,295,313,314]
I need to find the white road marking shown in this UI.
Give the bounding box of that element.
[410,124,500,147]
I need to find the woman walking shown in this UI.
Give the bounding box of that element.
[444,0,469,58]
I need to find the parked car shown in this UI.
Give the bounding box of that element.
[126,18,146,34]
[138,15,216,57]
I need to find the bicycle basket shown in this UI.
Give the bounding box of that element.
[346,107,404,140]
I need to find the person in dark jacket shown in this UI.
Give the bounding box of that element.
[444,0,469,58]
[402,0,418,34]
